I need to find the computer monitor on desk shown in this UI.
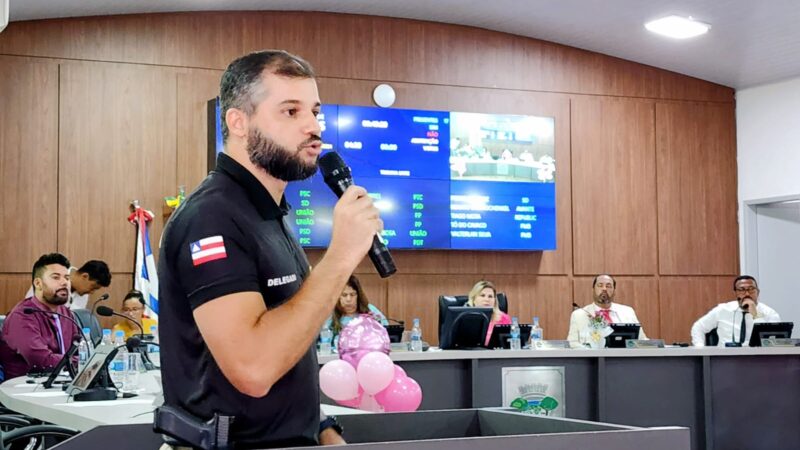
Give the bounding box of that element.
[439,307,493,350]
[487,324,532,349]
[606,323,641,348]
[749,322,794,347]
[384,325,404,343]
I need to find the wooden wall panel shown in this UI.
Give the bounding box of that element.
[573,277,660,339]
[571,97,657,275]
[0,274,34,314]
[0,12,734,102]
[656,102,739,275]
[0,57,59,272]
[176,69,223,193]
[0,12,741,350]
[0,272,134,331]
[58,62,177,272]
[488,275,573,342]
[386,274,477,346]
[659,276,733,344]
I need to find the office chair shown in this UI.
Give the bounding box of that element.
[437,293,508,337]
[705,328,719,346]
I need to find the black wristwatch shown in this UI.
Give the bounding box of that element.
[319,415,344,436]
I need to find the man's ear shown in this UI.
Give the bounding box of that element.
[225,107,248,140]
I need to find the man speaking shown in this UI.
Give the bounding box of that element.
[157,50,382,448]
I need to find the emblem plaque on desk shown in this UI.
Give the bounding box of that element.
[761,338,800,347]
[532,340,570,350]
[625,339,665,349]
[502,367,565,417]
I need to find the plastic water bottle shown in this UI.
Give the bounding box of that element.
[319,324,333,355]
[530,316,543,347]
[109,330,128,390]
[149,325,160,367]
[78,328,91,371]
[509,317,521,350]
[410,318,423,352]
[101,329,113,346]
[83,327,95,352]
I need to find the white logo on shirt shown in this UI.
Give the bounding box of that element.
[267,273,298,287]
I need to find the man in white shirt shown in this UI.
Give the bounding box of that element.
[690,275,780,347]
[567,274,647,347]
[24,260,111,309]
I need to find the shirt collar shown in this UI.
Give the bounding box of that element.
[215,153,290,220]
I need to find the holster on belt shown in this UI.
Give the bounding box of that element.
[153,405,234,450]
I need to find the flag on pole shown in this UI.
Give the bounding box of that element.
[128,204,159,319]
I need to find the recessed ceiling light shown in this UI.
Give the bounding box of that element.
[645,15,710,39]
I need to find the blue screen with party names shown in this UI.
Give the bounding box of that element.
[210,101,557,251]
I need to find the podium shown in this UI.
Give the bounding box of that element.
[52,409,689,450]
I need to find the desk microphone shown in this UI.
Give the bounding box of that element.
[96,306,144,338]
[96,305,157,370]
[384,316,405,326]
[23,308,85,342]
[23,308,85,387]
[90,293,110,314]
[319,152,397,279]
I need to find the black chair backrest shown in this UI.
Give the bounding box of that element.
[0,315,6,334]
[437,292,509,337]
[705,328,719,346]
[71,308,102,344]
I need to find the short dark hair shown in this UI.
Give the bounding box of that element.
[77,260,112,287]
[593,274,617,288]
[219,50,316,143]
[733,275,758,291]
[32,253,71,283]
[124,289,146,306]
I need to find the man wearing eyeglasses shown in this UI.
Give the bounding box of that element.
[690,276,781,347]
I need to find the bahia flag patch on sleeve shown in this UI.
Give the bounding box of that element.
[190,236,227,266]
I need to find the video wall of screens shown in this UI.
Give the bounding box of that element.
[208,100,556,251]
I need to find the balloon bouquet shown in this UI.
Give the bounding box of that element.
[319,315,422,412]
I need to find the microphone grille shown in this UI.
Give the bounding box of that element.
[96,306,114,317]
[318,152,347,177]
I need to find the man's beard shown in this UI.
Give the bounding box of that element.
[247,127,319,182]
[594,292,612,305]
[43,287,69,306]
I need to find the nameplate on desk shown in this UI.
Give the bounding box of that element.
[761,338,800,347]
[532,340,570,350]
[625,339,665,349]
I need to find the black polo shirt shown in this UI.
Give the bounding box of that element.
[157,153,318,449]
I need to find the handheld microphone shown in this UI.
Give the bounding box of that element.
[319,152,397,279]
[90,293,110,313]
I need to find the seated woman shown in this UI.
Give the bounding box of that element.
[466,280,511,347]
[325,275,388,340]
[112,289,158,339]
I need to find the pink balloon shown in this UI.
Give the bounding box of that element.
[374,374,423,412]
[338,315,391,368]
[319,359,359,401]
[393,364,406,378]
[336,387,364,408]
[356,351,394,395]
[359,393,384,412]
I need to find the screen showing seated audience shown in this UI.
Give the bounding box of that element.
[210,100,557,251]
